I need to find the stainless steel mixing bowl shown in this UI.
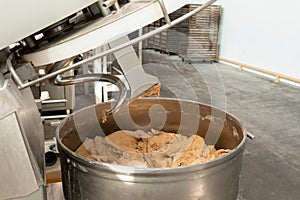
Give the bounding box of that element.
[56,98,246,200]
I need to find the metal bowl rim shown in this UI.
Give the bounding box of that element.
[56,97,247,174]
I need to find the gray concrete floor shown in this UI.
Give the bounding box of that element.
[50,50,299,200]
[142,50,300,200]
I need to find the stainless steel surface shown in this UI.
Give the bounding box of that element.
[17,0,216,89]
[14,62,38,82]
[0,79,22,119]
[39,85,72,112]
[17,87,45,183]
[47,183,64,200]
[15,187,45,200]
[0,0,99,50]
[41,115,68,120]
[42,99,68,104]
[22,0,157,65]
[0,73,4,86]
[1,1,218,200]
[108,36,159,98]
[56,98,246,200]
[54,73,127,115]
[0,79,45,199]
[22,0,213,66]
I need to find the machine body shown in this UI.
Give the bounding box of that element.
[0,0,216,199]
[0,77,45,199]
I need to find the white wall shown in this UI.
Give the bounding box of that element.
[217,0,300,79]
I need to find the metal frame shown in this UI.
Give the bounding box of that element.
[8,0,217,90]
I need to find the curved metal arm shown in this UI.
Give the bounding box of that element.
[17,0,217,89]
[54,73,128,115]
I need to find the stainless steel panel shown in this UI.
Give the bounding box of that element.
[15,186,45,200]
[17,87,45,181]
[0,79,45,199]
[0,113,39,199]
[0,80,22,119]
[65,85,75,111]
[0,0,98,49]
[0,73,4,86]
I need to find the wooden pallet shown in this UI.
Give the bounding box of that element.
[144,5,222,62]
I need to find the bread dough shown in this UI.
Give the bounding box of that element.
[75,129,231,168]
